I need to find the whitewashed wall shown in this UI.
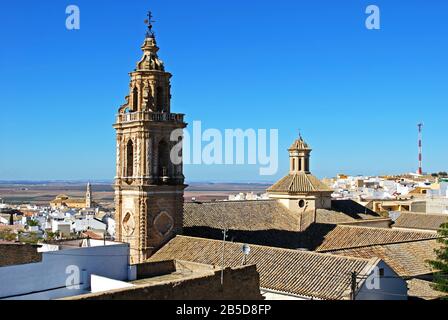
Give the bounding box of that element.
[0,243,130,300]
[356,261,407,300]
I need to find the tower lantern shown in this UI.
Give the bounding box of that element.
[288,134,312,174]
[268,134,333,212]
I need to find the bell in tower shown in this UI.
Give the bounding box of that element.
[113,11,187,263]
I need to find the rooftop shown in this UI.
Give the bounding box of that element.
[149,235,380,300]
[315,225,439,252]
[327,239,440,278]
[184,199,382,232]
[393,212,448,232]
[407,279,448,300]
[267,173,333,194]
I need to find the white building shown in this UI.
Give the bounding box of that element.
[0,240,133,300]
[51,220,71,237]
[72,216,106,233]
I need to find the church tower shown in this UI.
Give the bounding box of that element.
[113,12,187,263]
[267,135,333,212]
[85,182,92,209]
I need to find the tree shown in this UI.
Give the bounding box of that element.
[27,219,39,227]
[428,222,448,297]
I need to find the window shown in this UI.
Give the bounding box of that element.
[298,200,306,208]
[379,268,385,277]
[126,140,134,177]
[132,87,138,110]
[156,87,164,112]
[298,158,302,171]
[158,140,170,177]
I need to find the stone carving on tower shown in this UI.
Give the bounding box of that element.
[113,12,187,263]
[267,135,333,212]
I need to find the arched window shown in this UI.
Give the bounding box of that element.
[126,140,134,177]
[132,87,139,110]
[298,158,302,172]
[158,140,169,177]
[156,87,164,112]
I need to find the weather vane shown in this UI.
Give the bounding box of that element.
[144,11,156,38]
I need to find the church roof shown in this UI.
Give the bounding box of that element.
[289,136,311,151]
[267,172,333,194]
[184,199,382,232]
[150,235,380,300]
[184,200,299,232]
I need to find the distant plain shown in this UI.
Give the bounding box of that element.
[0,182,271,209]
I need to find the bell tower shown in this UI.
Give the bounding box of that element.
[289,134,311,174]
[113,12,187,263]
[85,182,92,209]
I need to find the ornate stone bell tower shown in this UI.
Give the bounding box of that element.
[113,12,187,263]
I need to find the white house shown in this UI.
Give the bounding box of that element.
[72,216,106,233]
[51,220,71,237]
[0,239,133,300]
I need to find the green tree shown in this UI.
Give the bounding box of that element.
[428,222,448,296]
[27,219,39,227]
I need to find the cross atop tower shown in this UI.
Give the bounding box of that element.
[144,11,156,38]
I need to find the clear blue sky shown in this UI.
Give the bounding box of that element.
[0,0,447,182]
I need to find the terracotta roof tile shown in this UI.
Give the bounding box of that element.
[327,239,441,277]
[407,279,448,300]
[150,235,379,300]
[267,173,332,194]
[394,212,448,232]
[184,200,300,231]
[316,225,439,252]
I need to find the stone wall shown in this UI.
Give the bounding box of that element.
[0,244,42,267]
[67,264,263,300]
[136,260,176,279]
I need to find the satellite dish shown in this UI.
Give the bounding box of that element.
[242,243,251,256]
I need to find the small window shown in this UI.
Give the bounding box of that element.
[298,200,306,208]
[132,87,139,110]
[156,87,164,112]
[379,268,385,277]
[126,140,134,177]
